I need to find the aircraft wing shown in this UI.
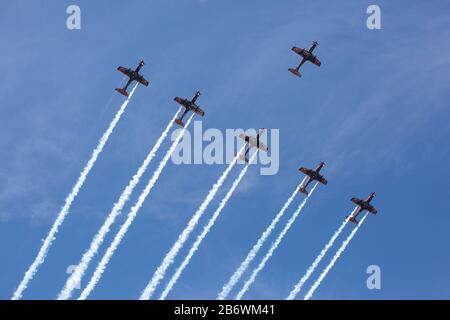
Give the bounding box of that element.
[239,135,268,152]
[238,133,248,141]
[317,175,328,185]
[292,47,307,58]
[257,142,268,152]
[299,167,313,176]
[138,76,149,87]
[194,106,205,117]
[117,66,132,77]
[311,57,321,67]
[368,206,378,214]
[247,137,267,152]
[351,197,363,206]
[174,97,187,106]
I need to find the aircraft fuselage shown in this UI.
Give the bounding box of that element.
[303,51,317,63]
[310,171,320,180]
[360,202,372,210]
[177,100,198,112]
[128,70,139,81]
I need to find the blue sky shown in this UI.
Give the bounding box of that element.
[1,0,450,299]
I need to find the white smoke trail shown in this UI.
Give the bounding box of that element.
[286,208,358,300]
[58,108,181,300]
[217,177,307,300]
[12,84,138,300]
[140,145,246,300]
[236,182,319,300]
[78,114,194,300]
[160,152,257,300]
[304,212,369,300]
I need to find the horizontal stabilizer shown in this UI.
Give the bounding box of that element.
[288,68,302,77]
[348,216,358,224]
[115,88,129,97]
[299,186,308,195]
[239,153,249,163]
[174,118,185,127]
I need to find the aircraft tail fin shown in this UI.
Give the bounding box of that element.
[288,68,302,78]
[115,88,129,97]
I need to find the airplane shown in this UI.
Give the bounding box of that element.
[298,161,328,195]
[288,41,321,77]
[238,128,268,163]
[115,60,149,97]
[348,192,378,224]
[173,90,205,127]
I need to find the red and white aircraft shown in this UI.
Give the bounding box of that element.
[173,90,205,127]
[115,60,149,97]
[298,161,328,195]
[238,128,268,163]
[289,41,321,77]
[348,192,378,224]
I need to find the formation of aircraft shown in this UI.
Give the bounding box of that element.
[114,53,378,224]
[115,60,149,97]
[348,192,378,224]
[297,163,378,223]
[173,90,205,127]
[289,41,321,77]
[114,41,321,98]
[298,161,328,195]
[238,128,268,163]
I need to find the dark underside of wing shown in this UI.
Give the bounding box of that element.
[351,198,363,206]
[299,167,312,176]
[194,106,205,117]
[292,47,306,57]
[117,66,132,77]
[369,206,378,214]
[138,76,149,86]
[317,176,328,185]
[311,57,321,66]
